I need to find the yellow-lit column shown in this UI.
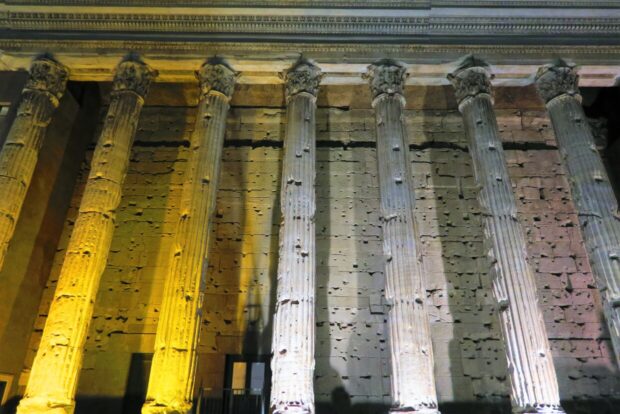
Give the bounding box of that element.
[0,57,68,271]
[142,61,237,414]
[16,58,156,414]
[270,59,321,414]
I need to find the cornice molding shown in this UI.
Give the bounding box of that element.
[1,6,620,43]
[4,1,620,8]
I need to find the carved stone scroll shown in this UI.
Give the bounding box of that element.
[449,60,564,414]
[270,60,321,414]
[0,57,68,272]
[366,60,439,414]
[536,62,620,366]
[17,58,156,414]
[142,61,237,414]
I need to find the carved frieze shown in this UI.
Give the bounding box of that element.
[4,6,620,43]
[6,0,620,9]
[197,61,238,99]
[535,61,581,104]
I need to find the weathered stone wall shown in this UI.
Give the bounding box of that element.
[17,99,620,414]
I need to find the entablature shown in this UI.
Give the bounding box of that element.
[0,2,619,44]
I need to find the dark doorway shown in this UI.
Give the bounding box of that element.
[198,354,271,414]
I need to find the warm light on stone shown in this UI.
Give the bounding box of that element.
[142,60,237,414]
[16,58,156,414]
[0,57,68,272]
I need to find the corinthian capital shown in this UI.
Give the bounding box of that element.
[535,61,580,105]
[197,60,238,99]
[284,59,322,99]
[112,58,158,98]
[25,57,69,101]
[365,59,407,98]
[448,56,493,106]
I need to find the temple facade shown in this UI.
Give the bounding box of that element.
[0,1,619,414]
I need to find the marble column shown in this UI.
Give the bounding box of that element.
[0,57,68,271]
[449,60,563,413]
[17,58,156,414]
[142,61,237,414]
[270,60,321,414]
[366,61,439,414]
[536,61,620,365]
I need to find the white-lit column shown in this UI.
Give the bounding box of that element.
[17,58,156,414]
[142,61,237,414]
[270,60,321,414]
[536,61,620,365]
[449,60,564,413]
[366,61,439,414]
[0,58,68,271]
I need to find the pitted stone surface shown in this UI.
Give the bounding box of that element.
[20,104,620,413]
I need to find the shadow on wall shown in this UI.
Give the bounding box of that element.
[314,107,390,414]
[418,94,512,412]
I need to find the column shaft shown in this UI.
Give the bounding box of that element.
[270,61,321,414]
[0,58,68,271]
[142,62,236,414]
[450,63,563,413]
[537,63,620,365]
[17,59,155,414]
[367,61,439,413]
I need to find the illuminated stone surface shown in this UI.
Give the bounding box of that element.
[16,58,156,414]
[536,62,620,367]
[142,61,237,414]
[449,60,563,413]
[270,60,322,414]
[0,58,68,272]
[366,60,439,414]
[14,101,620,413]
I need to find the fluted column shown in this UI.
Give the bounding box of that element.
[365,61,439,414]
[270,60,321,414]
[0,57,68,271]
[142,61,237,414]
[536,61,620,365]
[17,58,156,414]
[449,60,563,414]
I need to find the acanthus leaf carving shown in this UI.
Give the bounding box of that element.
[196,61,238,99]
[535,61,580,105]
[365,59,408,99]
[284,59,322,99]
[112,58,158,98]
[447,60,493,106]
[25,57,69,101]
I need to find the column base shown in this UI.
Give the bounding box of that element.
[513,404,565,414]
[141,399,192,414]
[16,396,74,414]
